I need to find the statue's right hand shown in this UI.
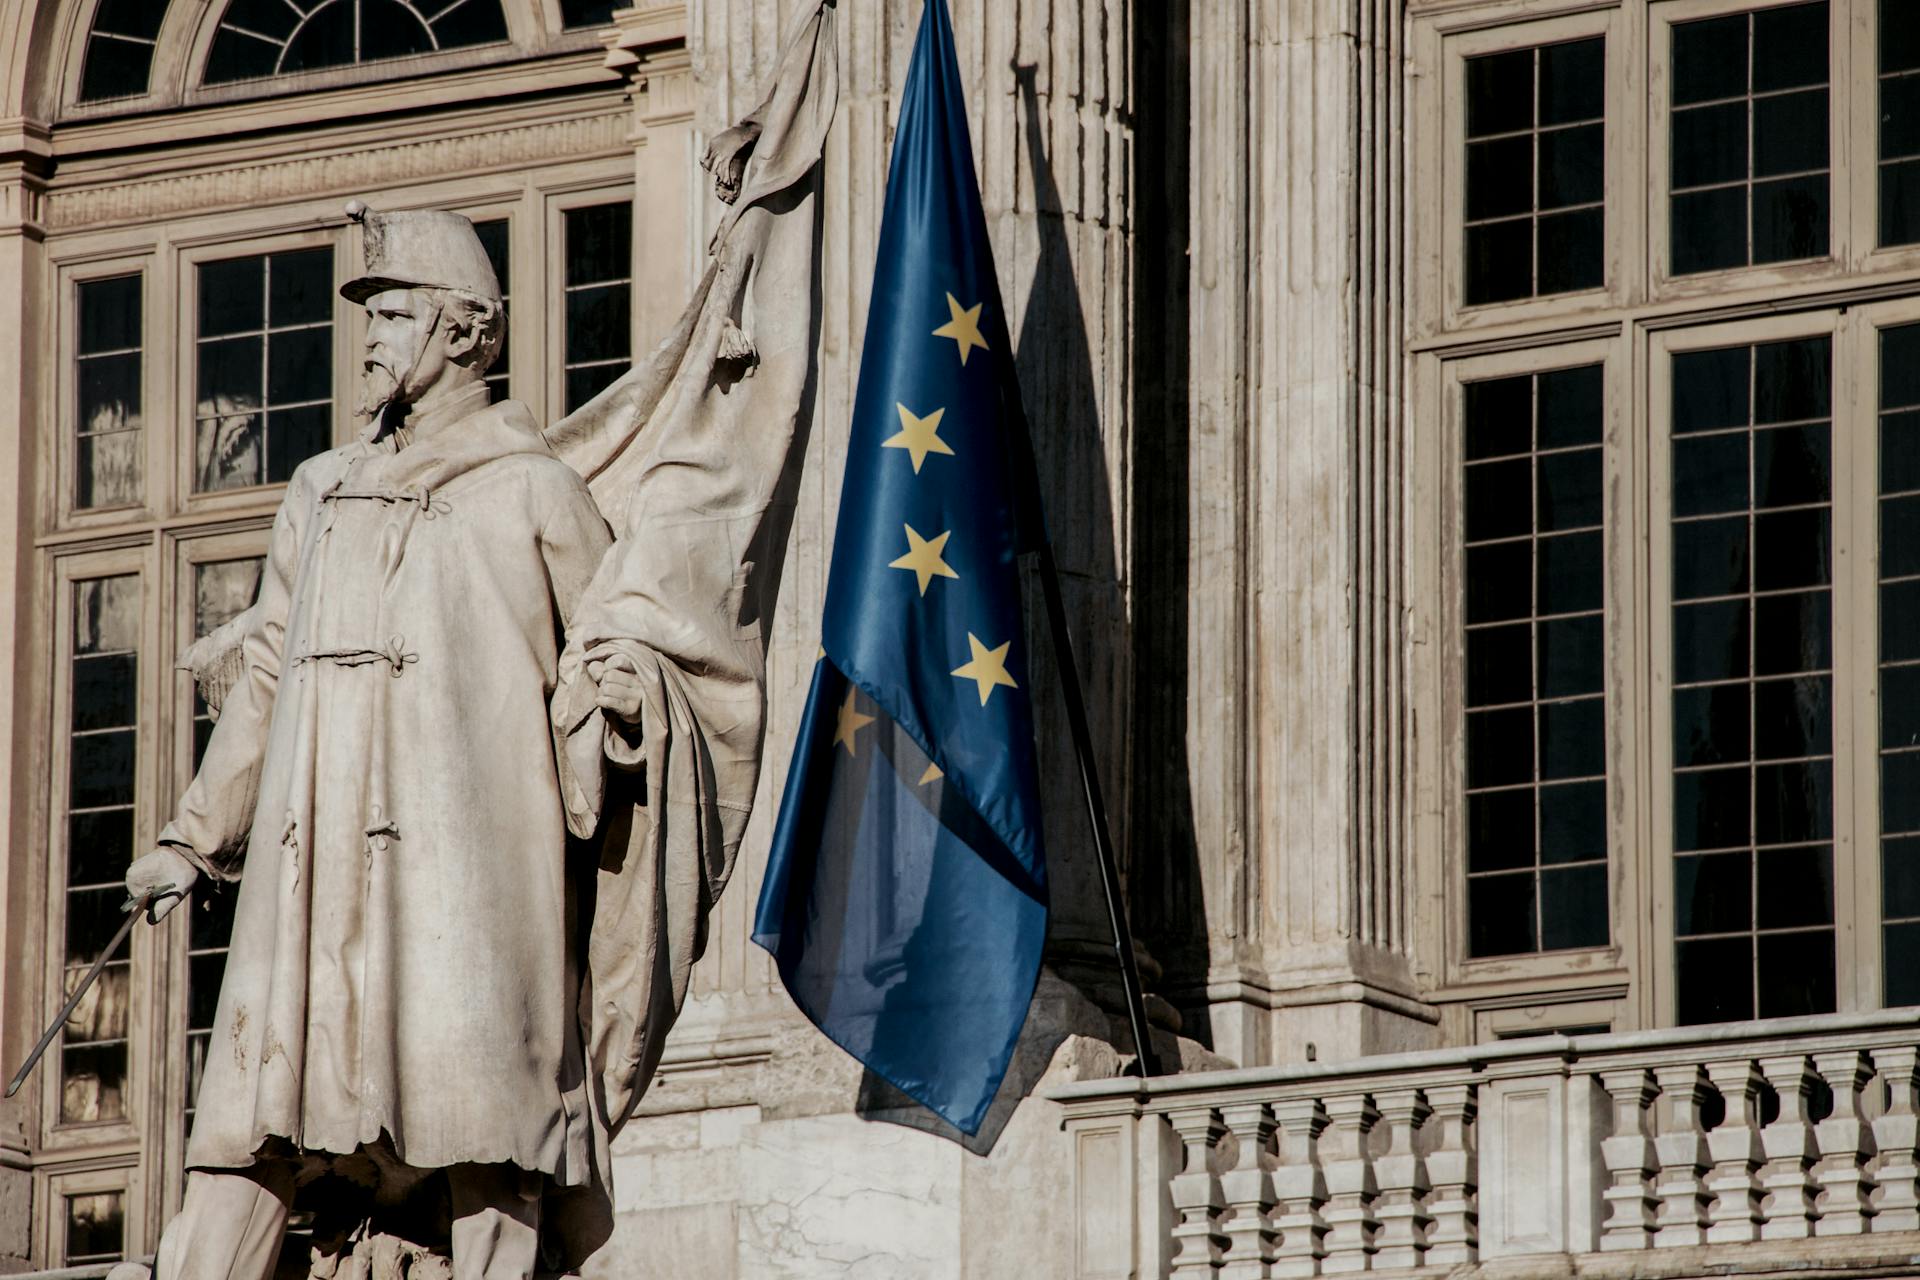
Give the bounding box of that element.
[125,847,198,924]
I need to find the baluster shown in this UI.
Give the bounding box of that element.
[1272,1098,1330,1278]
[1703,1059,1764,1243]
[1812,1050,1877,1236]
[1758,1054,1820,1239]
[1219,1100,1278,1278]
[1598,1068,1659,1251]
[1650,1064,1711,1246]
[1320,1093,1379,1273]
[1170,1105,1229,1275]
[1371,1087,1432,1269]
[1871,1046,1920,1232]
[1422,1084,1478,1265]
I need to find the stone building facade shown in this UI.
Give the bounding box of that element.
[1,0,1919,1276]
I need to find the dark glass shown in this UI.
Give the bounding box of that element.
[188,951,226,1031]
[1755,337,1831,423]
[1673,188,1749,275]
[79,34,153,102]
[1469,871,1537,957]
[268,249,333,326]
[1677,936,1755,1023]
[78,353,141,436]
[566,204,632,286]
[1881,160,1920,247]
[1538,208,1605,295]
[195,414,263,492]
[1756,929,1837,1017]
[79,276,140,355]
[1883,663,1920,750]
[1537,365,1603,448]
[1673,102,1749,189]
[438,0,509,46]
[279,2,357,72]
[559,0,618,29]
[58,1043,127,1123]
[1540,863,1608,949]
[266,327,330,404]
[1674,346,1751,433]
[355,0,435,62]
[566,366,622,415]
[1885,837,1920,913]
[1677,850,1752,935]
[1752,175,1830,263]
[67,809,133,888]
[1467,623,1532,707]
[266,405,331,484]
[1540,696,1604,780]
[1883,411,1920,494]
[1465,375,1531,460]
[1540,125,1603,209]
[1674,516,1750,600]
[474,220,509,295]
[1674,683,1750,767]
[1754,675,1831,759]
[1673,433,1751,518]
[91,0,164,38]
[1885,495,1920,578]
[1886,325,1920,409]
[69,731,134,810]
[1540,38,1604,126]
[1889,0,1920,75]
[197,336,262,419]
[1675,765,1751,851]
[1754,758,1833,844]
[1538,614,1602,698]
[1673,13,1749,107]
[565,285,630,367]
[1468,48,1534,137]
[1466,221,1533,304]
[1754,90,1829,178]
[1468,136,1534,221]
[1465,458,1531,542]
[1755,590,1830,675]
[1539,780,1605,863]
[1468,788,1534,873]
[1467,706,1535,789]
[203,26,280,83]
[1754,424,1830,508]
[64,1191,124,1261]
[72,653,136,733]
[1752,2,1829,93]
[1538,530,1603,615]
[191,885,239,950]
[1467,541,1532,624]
[1753,507,1830,591]
[1537,448,1601,532]
[223,0,300,40]
[1886,748,1920,833]
[198,257,264,336]
[1886,75,1920,160]
[65,886,123,964]
[1887,923,1920,1006]
[1756,844,1833,927]
[1885,581,1920,665]
[1676,599,1750,684]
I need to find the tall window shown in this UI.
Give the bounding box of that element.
[475,219,512,404]
[1462,365,1609,957]
[1881,322,1920,1005]
[562,202,631,413]
[194,248,334,493]
[203,0,510,84]
[78,0,164,103]
[59,575,140,1127]
[75,275,143,510]
[1463,37,1604,305]
[1669,2,1830,275]
[1884,0,1920,246]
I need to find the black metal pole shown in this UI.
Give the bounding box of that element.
[1033,540,1161,1078]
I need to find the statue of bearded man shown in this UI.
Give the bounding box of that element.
[118,204,643,1278]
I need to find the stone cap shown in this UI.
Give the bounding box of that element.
[341,199,501,307]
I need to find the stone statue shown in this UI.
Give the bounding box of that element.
[108,5,837,1276]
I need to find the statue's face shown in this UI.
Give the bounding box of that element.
[358,287,450,417]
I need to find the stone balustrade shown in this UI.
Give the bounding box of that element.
[1050,1010,1920,1279]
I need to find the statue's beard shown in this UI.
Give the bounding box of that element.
[357,361,402,419]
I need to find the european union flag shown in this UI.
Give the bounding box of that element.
[752,0,1047,1135]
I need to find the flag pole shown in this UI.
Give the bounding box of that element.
[1032,540,1161,1078]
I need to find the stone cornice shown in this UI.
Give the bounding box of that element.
[600,1,692,126]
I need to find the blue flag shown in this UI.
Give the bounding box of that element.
[752,0,1048,1136]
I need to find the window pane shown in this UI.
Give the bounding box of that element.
[1468,48,1533,137]
[1540,38,1604,126]
[1752,2,1829,93]
[205,0,510,82]
[1673,13,1749,106]
[196,250,333,492]
[474,219,512,403]
[64,1191,124,1263]
[1886,0,1920,245]
[1541,120,1603,206]
[75,276,144,510]
[1885,324,1920,1003]
[1677,936,1755,1023]
[564,204,632,414]
[1466,220,1533,305]
[1753,89,1829,178]
[1462,365,1608,958]
[1538,208,1604,294]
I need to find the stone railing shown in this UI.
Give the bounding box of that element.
[1050,1011,1920,1279]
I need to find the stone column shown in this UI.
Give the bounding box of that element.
[1184,0,1434,1067]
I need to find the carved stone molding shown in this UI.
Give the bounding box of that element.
[43,111,629,231]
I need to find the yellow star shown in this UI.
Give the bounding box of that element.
[918,762,944,785]
[888,524,960,596]
[932,293,989,366]
[834,688,876,755]
[951,633,1018,706]
[883,403,954,473]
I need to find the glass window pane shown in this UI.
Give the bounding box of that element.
[267,247,333,326]
[64,1191,124,1262]
[79,34,154,103]
[1467,623,1532,708]
[266,326,331,404]
[1673,516,1750,600]
[1753,89,1829,178]
[1886,922,1920,1005]
[1538,528,1603,616]
[1467,48,1533,138]
[1677,850,1752,935]
[1540,863,1608,949]
[1676,599,1750,684]
[1677,935,1755,1023]
[1468,788,1534,873]
[1538,614,1603,699]
[1673,103,1749,189]
[75,276,144,511]
[195,251,332,492]
[1674,347,1752,433]
[1468,706,1534,789]
[1466,541,1531,624]
[1538,365,1603,448]
[1675,765,1751,852]
[1537,208,1604,295]
[1466,220,1533,305]
[565,203,632,287]
[1673,433,1750,517]
[198,257,263,336]
[1752,175,1830,264]
[1752,2,1829,93]
[1536,448,1600,532]
[1672,188,1749,276]
[1755,590,1830,675]
[1753,507,1830,590]
[1467,136,1534,221]
[1540,696,1604,781]
[1465,375,1531,460]
[351,0,433,63]
[559,0,618,30]
[1468,871,1537,957]
[1539,38,1604,126]
[1756,929,1837,1017]
[1674,684,1749,767]
[1883,836,1920,914]
[1753,675,1832,759]
[1880,159,1920,246]
[78,276,140,355]
[1673,13,1749,107]
[1754,759,1832,844]
[1539,780,1604,864]
[1753,424,1829,509]
[1756,844,1833,928]
[1885,71,1920,160]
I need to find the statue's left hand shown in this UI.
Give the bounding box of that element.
[588,654,644,726]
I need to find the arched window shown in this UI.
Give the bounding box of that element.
[202,0,508,84]
[78,0,168,102]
